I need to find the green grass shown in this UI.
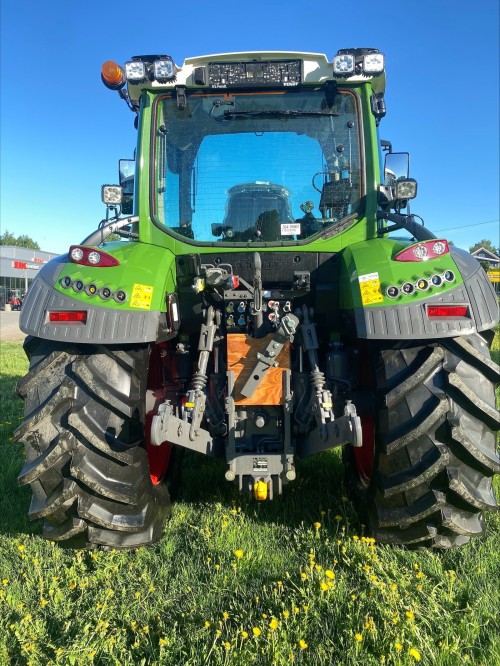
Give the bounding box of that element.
[1,340,499,666]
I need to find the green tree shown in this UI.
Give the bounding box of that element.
[0,230,40,250]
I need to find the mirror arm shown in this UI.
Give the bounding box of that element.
[377,211,436,241]
[81,216,140,246]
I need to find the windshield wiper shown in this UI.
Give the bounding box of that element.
[222,109,339,119]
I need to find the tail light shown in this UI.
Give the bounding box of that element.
[394,240,450,262]
[69,246,120,267]
[49,311,87,323]
[426,305,468,318]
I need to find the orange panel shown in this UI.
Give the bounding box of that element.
[227,334,290,405]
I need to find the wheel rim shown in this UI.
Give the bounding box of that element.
[353,412,375,486]
[145,343,173,485]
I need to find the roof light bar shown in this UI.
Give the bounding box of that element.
[333,48,385,77]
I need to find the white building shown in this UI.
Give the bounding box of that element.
[0,245,60,308]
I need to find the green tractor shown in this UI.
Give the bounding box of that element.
[15,49,499,549]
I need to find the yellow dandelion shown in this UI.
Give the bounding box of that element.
[241,630,248,638]
[300,572,307,580]
[352,535,359,541]
[325,569,335,579]
[313,521,321,529]
[299,639,308,650]
[335,514,343,521]
[308,552,315,559]
[215,564,220,570]
[303,605,309,612]
[413,563,419,570]
[234,549,244,559]
[224,642,231,650]
[40,599,48,607]
[223,612,229,620]
[159,637,168,646]
[390,583,397,591]
[293,607,300,614]
[282,610,290,618]
[230,509,237,515]
[262,613,268,619]
[363,565,371,572]
[18,545,25,552]
[269,618,279,630]
[2,579,8,586]
[355,633,363,642]
[416,571,424,579]
[215,629,221,637]
[395,642,403,652]
[409,647,421,661]
[405,610,415,621]
[315,564,322,571]
[320,581,329,591]
[204,621,211,628]
[252,627,261,637]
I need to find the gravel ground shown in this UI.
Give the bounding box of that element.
[0,310,26,342]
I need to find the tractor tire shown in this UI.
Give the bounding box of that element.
[347,333,500,548]
[15,337,171,549]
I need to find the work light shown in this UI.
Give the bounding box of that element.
[333,53,355,74]
[125,60,146,82]
[101,185,123,206]
[154,58,175,82]
[363,52,385,74]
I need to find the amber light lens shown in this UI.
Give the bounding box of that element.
[49,311,87,323]
[101,61,125,89]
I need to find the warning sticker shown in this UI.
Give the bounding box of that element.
[130,283,154,310]
[280,223,301,236]
[358,272,383,305]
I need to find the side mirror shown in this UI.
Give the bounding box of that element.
[119,159,135,216]
[378,152,418,210]
[384,152,409,184]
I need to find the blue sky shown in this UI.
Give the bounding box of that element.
[1,0,498,254]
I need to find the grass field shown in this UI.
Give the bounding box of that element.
[1,338,499,665]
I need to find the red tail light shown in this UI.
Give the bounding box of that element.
[426,305,468,318]
[68,246,120,267]
[395,240,450,262]
[49,311,87,323]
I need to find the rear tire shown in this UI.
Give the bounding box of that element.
[15,337,171,549]
[347,334,500,548]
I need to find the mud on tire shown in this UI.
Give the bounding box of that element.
[15,337,171,548]
[349,333,500,548]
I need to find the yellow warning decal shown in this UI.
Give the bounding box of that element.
[359,272,384,305]
[130,283,154,310]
